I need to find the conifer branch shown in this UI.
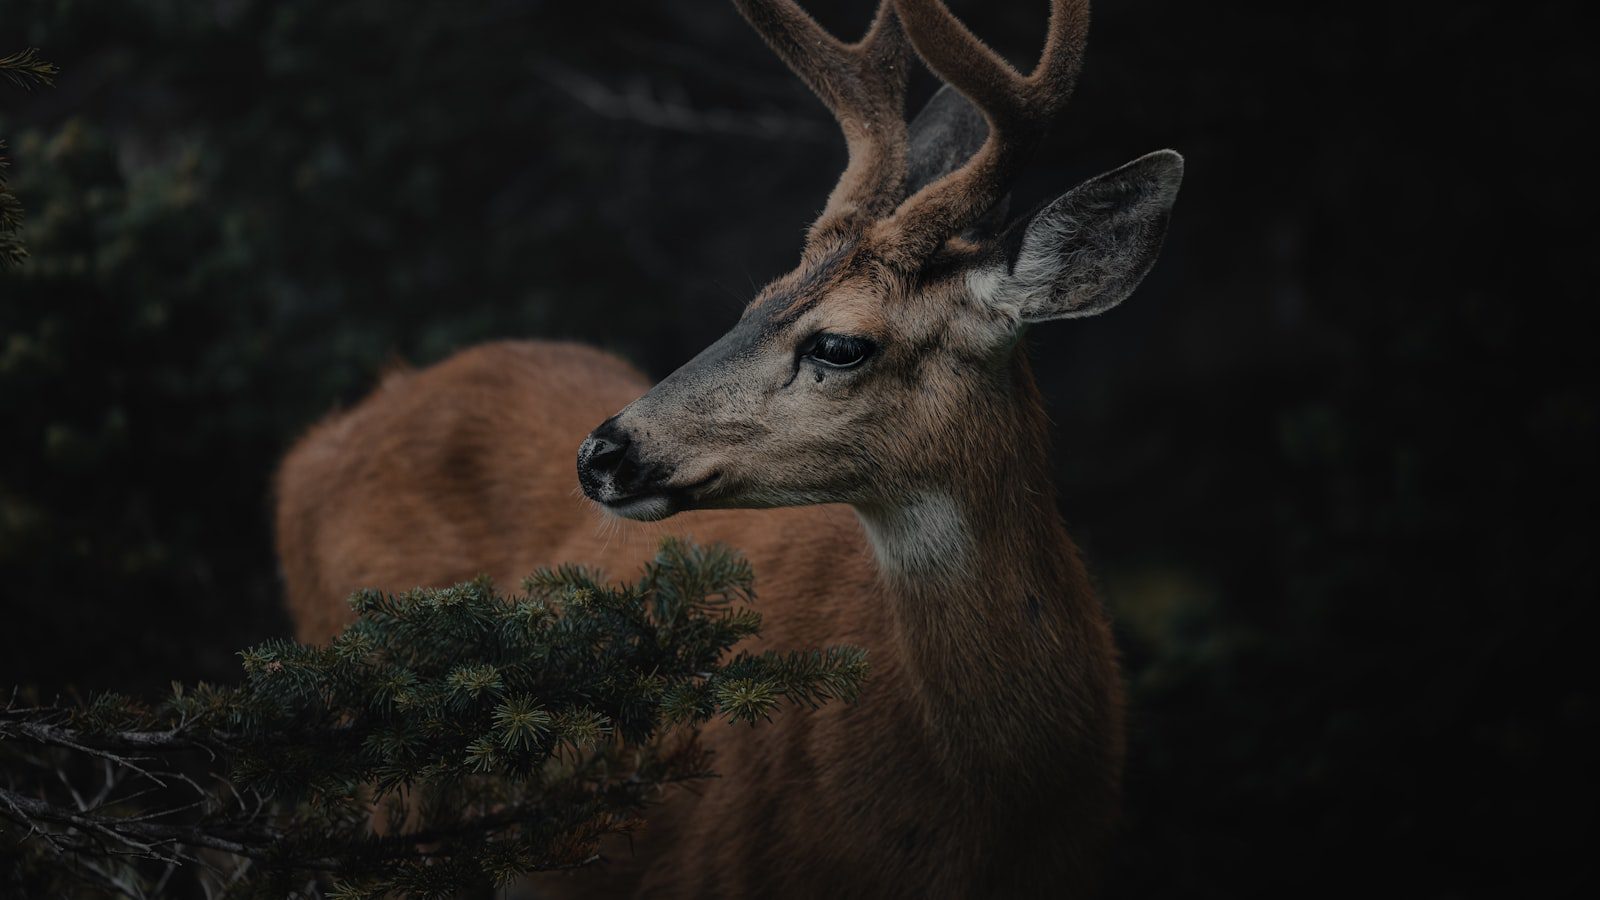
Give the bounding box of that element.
[0,48,57,90]
[1,48,57,269]
[1,539,867,896]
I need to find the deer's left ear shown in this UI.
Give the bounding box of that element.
[973,150,1183,325]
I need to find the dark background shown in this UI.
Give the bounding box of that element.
[1,0,1592,896]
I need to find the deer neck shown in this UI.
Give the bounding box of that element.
[854,356,1122,788]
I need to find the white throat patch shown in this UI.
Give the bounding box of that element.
[859,490,973,578]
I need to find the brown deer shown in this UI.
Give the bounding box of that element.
[274,0,1181,895]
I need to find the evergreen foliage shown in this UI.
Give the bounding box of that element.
[0,539,867,898]
[0,48,55,268]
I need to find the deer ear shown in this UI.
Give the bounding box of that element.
[978,150,1183,324]
[907,85,988,195]
[906,85,1009,236]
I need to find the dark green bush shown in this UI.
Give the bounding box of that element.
[1,539,866,897]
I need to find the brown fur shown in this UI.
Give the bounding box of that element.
[732,0,911,231]
[888,0,1090,265]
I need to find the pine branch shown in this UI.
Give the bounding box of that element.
[2,48,57,270]
[0,144,25,270]
[0,48,58,90]
[2,539,867,896]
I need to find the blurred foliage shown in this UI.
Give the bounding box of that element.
[2,539,866,897]
[0,0,1593,897]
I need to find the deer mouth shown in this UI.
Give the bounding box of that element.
[599,472,721,522]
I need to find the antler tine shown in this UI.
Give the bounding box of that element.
[885,0,1091,262]
[733,1,912,235]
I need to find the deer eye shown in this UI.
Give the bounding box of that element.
[802,334,875,369]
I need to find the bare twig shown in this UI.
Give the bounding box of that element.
[537,61,828,142]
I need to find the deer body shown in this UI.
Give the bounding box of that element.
[277,2,1179,895]
[279,340,1120,896]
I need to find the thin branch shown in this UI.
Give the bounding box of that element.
[537,61,828,143]
[2,722,174,788]
[0,786,261,859]
[1,719,234,751]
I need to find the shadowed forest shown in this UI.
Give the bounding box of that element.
[1,0,1591,896]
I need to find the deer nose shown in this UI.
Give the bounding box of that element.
[582,433,626,472]
[577,419,639,499]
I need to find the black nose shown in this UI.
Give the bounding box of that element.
[578,418,641,499]
[584,431,627,474]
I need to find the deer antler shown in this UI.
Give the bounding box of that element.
[883,0,1090,262]
[735,1,1090,264]
[732,1,911,239]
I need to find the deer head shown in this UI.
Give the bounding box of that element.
[578,0,1180,530]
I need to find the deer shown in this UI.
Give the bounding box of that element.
[274,0,1180,895]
